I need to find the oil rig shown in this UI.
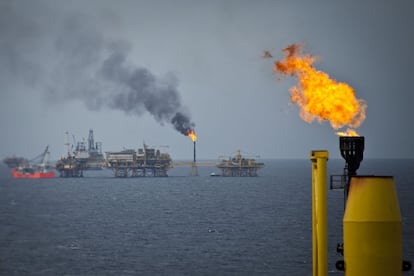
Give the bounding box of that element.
[106,144,172,177]
[3,156,28,168]
[72,129,105,170]
[55,129,105,177]
[216,150,264,177]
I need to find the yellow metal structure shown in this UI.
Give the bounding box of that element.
[310,150,329,276]
[343,176,402,275]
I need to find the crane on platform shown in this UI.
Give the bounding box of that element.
[28,145,52,171]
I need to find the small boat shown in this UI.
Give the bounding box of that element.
[210,172,221,177]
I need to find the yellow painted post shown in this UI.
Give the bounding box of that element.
[310,150,329,276]
[311,157,317,276]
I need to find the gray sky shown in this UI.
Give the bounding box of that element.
[1,0,413,160]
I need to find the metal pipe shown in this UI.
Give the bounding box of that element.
[193,141,196,163]
[310,150,329,276]
[339,136,364,176]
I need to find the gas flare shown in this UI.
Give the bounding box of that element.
[186,129,197,142]
[336,128,359,137]
[274,44,367,136]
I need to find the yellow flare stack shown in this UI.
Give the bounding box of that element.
[343,176,402,276]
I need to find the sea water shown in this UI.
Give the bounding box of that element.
[0,159,413,275]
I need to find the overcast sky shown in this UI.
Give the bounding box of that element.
[1,0,413,160]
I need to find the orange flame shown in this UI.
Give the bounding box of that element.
[274,44,367,136]
[186,129,197,142]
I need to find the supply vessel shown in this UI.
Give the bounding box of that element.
[9,146,55,179]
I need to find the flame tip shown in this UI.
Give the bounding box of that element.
[336,128,360,137]
[186,129,197,142]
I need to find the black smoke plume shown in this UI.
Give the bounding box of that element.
[99,49,195,135]
[0,3,195,136]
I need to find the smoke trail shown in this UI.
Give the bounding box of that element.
[99,49,194,135]
[0,2,195,136]
[54,15,196,135]
[171,112,195,136]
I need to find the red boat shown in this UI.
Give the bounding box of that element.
[10,146,55,179]
[11,167,55,179]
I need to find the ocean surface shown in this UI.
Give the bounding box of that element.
[1,159,413,275]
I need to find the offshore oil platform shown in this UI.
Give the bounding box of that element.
[216,150,264,177]
[55,129,105,177]
[106,144,172,177]
[3,156,28,168]
[4,128,264,178]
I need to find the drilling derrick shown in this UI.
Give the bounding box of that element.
[55,129,105,177]
[86,129,105,169]
[55,132,85,177]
